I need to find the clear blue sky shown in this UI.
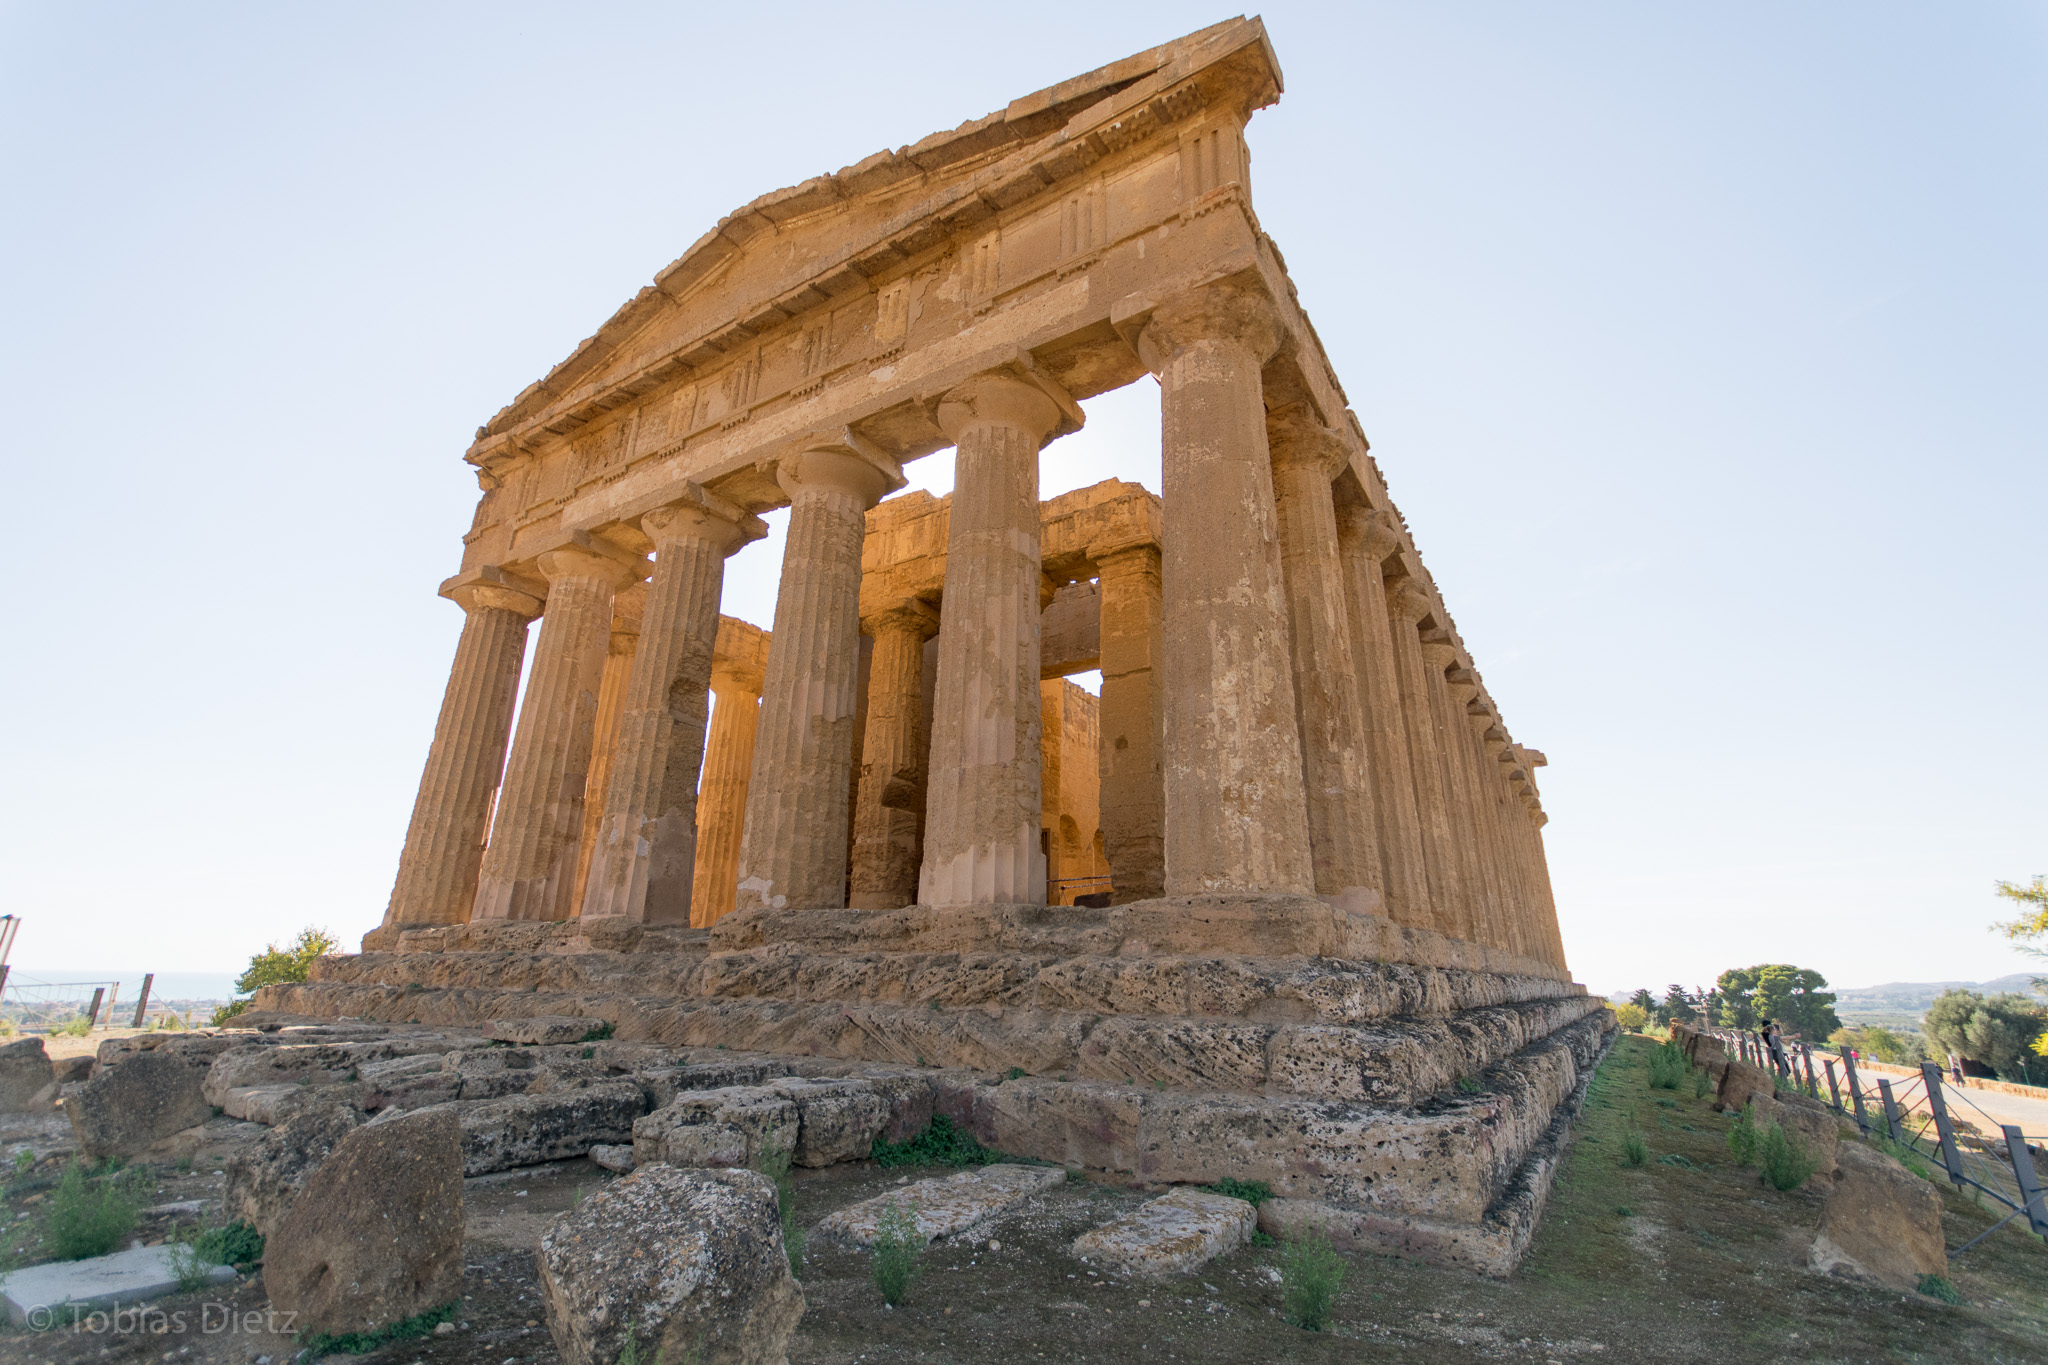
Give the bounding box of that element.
[2,4,2041,1000]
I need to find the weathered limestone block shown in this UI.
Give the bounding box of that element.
[1715,1059,1777,1113]
[219,1082,368,1126]
[1808,1141,1947,1288]
[538,1165,803,1365]
[632,1087,799,1169]
[1752,1093,1842,1181]
[264,1109,465,1336]
[0,1039,56,1113]
[634,1059,786,1109]
[768,1078,889,1167]
[816,1164,1065,1247]
[1070,1186,1257,1279]
[224,1102,362,1236]
[65,1050,213,1161]
[49,1056,94,1086]
[449,1081,647,1174]
[486,1016,598,1045]
[588,1142,636,1173]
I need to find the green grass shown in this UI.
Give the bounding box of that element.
[1648,1039,1688,1090]
[1279,1224,1346,1331]
[43,1160,147,1260]
[1918,1273,1964,1305]
[871,1114,998,1168]
[580,1021,615,1041]
[1203,1177,1274,1207]
[300,1301,457,1358]
[870,1200,922,1306]
[1758,1121,1822,1191]
[1620,1131,1649,1167]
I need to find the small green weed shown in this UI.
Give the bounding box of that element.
[1868,1133,1936,1181]
[53,1017,92,1038]
[1454,1076,1482,1094]
[1615,1205,1634,1217]
[580,1021,615,1042]
[870,1200,922,1306]
[581,1046,596,1060]
[1727,1105,1760,1166]
[1620,1130,1649,1167]
[1758,1121,1821,1191]
[1648,1040,1688,1090]
[12,1150,34,1177]
[1250,1229,1277,1247]
[871,1114,997,1168]
[1917,1273,1963,1305]
[1280,1224,1346,1331]
[1658,1152,1696,1168]
[1691,1070,1711,1099]
[1204,1177,1274,1207]
[754,1141,805,1277]
[43,1160,146,1260]
[1006,1067,1026,1080]
[300,1301,457,1358]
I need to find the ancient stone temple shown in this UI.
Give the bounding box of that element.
[279,17,1609,1276]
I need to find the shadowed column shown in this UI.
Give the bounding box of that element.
[692,639,767,927]
[851,599,940,909]
[473,546,642,922]
[1422,639,1491,946]
[919,373,1067,907]
[570,589,642,916]
[1269,408,1384,915]
[377,580,540,942]
[582,496,765,924]
[737,447,901,912]
[1137,281,1313,897]
[1095,544,1164,902]
[1444,664,1512,952]
[1386,581,1466,938]
[1335,506,1431,931]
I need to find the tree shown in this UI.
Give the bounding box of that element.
[1830,1025,1926,1066]
[1924,989,2047,1082]
[1714,965,1840,1040]
[1656,984,1691,1026]
[1614,1002,1649,1031]
[213,927,339,1025]
[1628,988,1655,1016]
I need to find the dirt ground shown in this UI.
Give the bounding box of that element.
[2,1035,2044,1365]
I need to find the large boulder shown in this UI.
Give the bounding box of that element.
[632,1088,799,1169]
[263,1108,464,1335]
[452,1080,647,1174]
[1715,1058,1777,1113]
[223,1102,361,1236]
[1808,1141,1947,1289]
[64,1049,212,1160]
[0,1038,57,1113]
[1753,1093,1842,1182]
[538,1164,802,1365]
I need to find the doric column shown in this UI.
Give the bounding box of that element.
[1335,506,1431,930]
[1421,639,1491,945]
[1095,544,1164,902]
[1269,409,1384,915]
[736,446,901,912]
[1443,665,1511,952]
[919,373,1067,907]
[1480,727,1535,958]
[581,496,765,924]
[691,644,766,927]
[570,591,642,915]
[1136,282,1314,897]
[473,545,642,922]
[378,579,540,940]
[851,598,940,909]
[1385,582,1465,938]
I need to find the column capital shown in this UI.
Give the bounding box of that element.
[774,444,904,510]
[937,368,1075,447]
[1419,638,1461,672]
[640,490,768,558]
[537,545,643,590]
[1267,403,1349,480]
[1341,505,1405,559]
[1386,578,1436,625]
[1134,278,1283,373]
[861,596,940,640]
[448,581,542,618]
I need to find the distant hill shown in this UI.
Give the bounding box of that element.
[1834,974,2044,1018]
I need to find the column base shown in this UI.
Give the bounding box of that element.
[917,835,1047,909]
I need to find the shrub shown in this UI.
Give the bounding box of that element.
[1203,1177,1274,1207]
[580,1021,615,1042]
[1917,1273,1964,1305]
[300,1301,457,1359]
[1454,1076,1483,1094]
[870,1200,922,1306]
[1758,1122,1820,1191]
[53,1017,92,1038]
[1620,1131,1649,1167]
[1648,1040,1688,1090]
[1280,1224,1346,1331]
[43,1160,146,1260]
[1692,1069,1712,1099]
[1869,1133,1936,1181]
[871,1114,997,1168]
[1727,1105,1761,1166]
[210,1000,250,1027]
[1614,1003,1649,1031]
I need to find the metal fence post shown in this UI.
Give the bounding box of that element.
[1919,1062,1967,1189]
[2003,1126,2048,1237]
[1877,1079,1905,1144]
[1842,1053,1870,1134]
[1822,1058,1842,1113]
[1801,1046,1819,1098]
[131,974,154,1030]
[84,987,105,1028]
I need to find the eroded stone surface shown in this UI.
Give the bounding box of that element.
[1070,1186,1256,1279]
[817,1163,1065,1247]
[65,1048,212,1161]
[1808,1141,1947,1289]
[0,1038,56,1114]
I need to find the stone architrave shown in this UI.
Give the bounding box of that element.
[473,546,643,922]
[1095,544,1164,903]
[736,447,901,912]
[1136,281,1314,897]
[1268,408,1385,915]
[1334,506,1431,931]
[378,579,540,938]
[692,627,767,927]
[582,494,765,925]
[851,598,940,909]
[1385,581,1467,940]
[570,588,643,914]
[918,373,1069,908]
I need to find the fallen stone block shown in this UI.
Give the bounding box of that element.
[0,1244,235,1324]
[225,1102,362,1236]
[538,1164,802,1365]
[49,1056,94,1085]
[486,1016,598,1046]
[65,1049,213,1161]
[1808,1141,1947,1290]
[0,1038,57,1113]
[588,1142,636,1173]
[770,1079,889,1168]
[1753,1094,1841,1182]
[634,1059,782,1108]
[453,1081,646,1175]
[633,1087,799,1170]
[817,1163,1064,1247]
[1071,1186,1257,1279]
[1715,1059,1777,1113]
[220,1080,367,1126]
[265,1108,464,1336]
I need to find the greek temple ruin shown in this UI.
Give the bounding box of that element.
[273,16,1611,1275]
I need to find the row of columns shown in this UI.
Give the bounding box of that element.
[380,278,1563,971]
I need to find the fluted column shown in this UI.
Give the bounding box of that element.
[570,594,642,915]
[1269,410,1384,915]
[582,497,764,924]
[1335,506,1431,930]
[851,599,940,909]
[1386,582,1465,938]
[919,373,1066,907]
[1443,665,1512,952]
[692,651,766,927]
[1421,639,1491,945]
[473,546,641,921]
[1137,282,1314,897]
[737,447,901,912]
[1481,729,1535,958]
[378,581,540,940]
[1095,544,1164,902]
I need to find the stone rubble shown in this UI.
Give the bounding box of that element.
[1070,1186,1258,1280]
[816,1163,1066,1247]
